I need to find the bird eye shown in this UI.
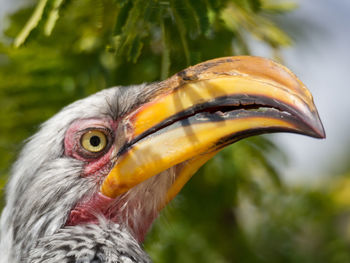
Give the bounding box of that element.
[81,130,107,153]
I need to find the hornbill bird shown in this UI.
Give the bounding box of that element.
[0,56,325,262]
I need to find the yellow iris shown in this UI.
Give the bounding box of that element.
[81,130,107,153]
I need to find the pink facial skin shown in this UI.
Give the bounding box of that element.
[64,118,118,176]
[66,192,155,243]
[66,192,114,226]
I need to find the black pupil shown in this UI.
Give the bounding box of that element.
[90,135,101,147]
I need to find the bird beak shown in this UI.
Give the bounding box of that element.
[100,56,325,207]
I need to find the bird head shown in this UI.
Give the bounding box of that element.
[0,56,325,261]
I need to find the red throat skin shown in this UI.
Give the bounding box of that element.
[65,192,157,243]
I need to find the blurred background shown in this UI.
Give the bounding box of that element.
[0,0,350,262]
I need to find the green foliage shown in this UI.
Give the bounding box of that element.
[13,0,293,68]
[146,166,350,262]
[4,1,348,263]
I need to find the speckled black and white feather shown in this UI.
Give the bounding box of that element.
[28,222,150,263]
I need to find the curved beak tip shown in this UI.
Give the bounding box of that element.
[313,117,326,139]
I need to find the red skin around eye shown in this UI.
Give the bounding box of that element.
[64,118,118,176]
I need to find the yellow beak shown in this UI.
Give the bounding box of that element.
[100,56,325,206]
